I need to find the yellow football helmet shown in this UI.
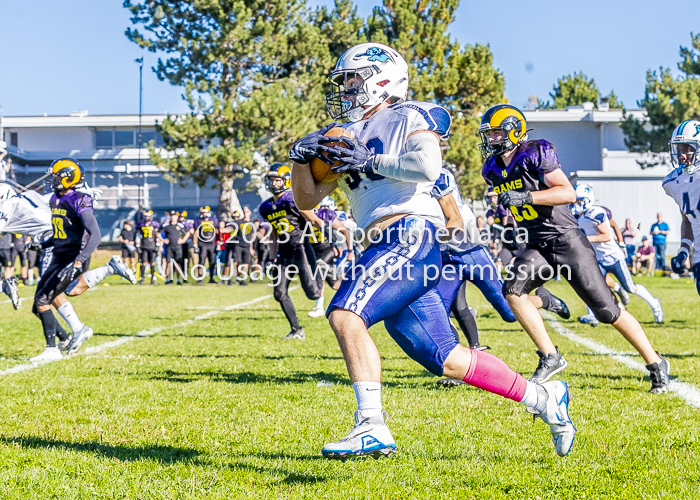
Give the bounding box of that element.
[200,206,212,217]
[266,163,292,195]
[478,104,528,158]
[50,157,85,192]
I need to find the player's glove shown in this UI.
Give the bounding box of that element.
[58,260,83,285]
[193,244,199,253]
[498,190,532,209]
[671,249,688,274]
[321,137,375,174]
[289,122,338,165]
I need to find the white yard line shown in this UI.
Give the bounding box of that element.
[0,287,298,377]
[542,311,700,409]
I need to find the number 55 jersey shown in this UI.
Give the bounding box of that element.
[482,139,578,243]
[338,100,451,230]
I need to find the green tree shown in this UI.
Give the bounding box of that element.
[621,33,700,160]
[365,0,505,199]
[539,72,622,110]
[124,0,363,218]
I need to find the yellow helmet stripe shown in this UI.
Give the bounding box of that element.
[489,107,524,130]
[52,159,78,174]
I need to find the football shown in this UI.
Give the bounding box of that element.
[310,127,353,183]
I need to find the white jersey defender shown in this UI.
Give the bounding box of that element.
[577,205,624,266]
[663,168,700,264]
[339,100,451,231]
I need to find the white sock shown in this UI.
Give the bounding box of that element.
[352,381,382,417]
[314,297,324,309]
[612,282,621,292]
[635,284,657,308]
[519,381,539,408]
[82,264,113,288]
[57,302,84,334]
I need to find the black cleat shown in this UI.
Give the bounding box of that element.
[436,377,466,388]
[615,287,630,306]
[647,354,670,394]
[529,347,568,383]
[536,287,570,320]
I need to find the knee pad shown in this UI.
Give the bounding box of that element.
[273,289,287,303]
[592,303,620,324]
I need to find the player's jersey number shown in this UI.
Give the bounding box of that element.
[346,137,386,190]
[510,204,538,222]
[681,191,700,218]
[141,226,154,239]
[52,217,67,239]
[270,217,294,235]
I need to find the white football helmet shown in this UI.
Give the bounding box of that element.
[319,196,336,211]
[326,43,409,122]
[0,183,17,201]
[571,184,595,217]
[669,120,700,175]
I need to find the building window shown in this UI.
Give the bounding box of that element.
[10,132,17,147]
[95,128,162,149]
[114,129,135,148]
[95,130,113,149]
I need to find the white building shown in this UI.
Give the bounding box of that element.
[0,107,682,249]
[0,112,260,239]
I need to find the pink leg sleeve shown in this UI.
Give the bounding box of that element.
[462,349,528,402]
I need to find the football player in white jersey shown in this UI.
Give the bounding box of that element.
[0,184,22,308]
[432,168,571,386]
[290,43,575,460]
[663,119,700,295]
[571,184,664,325]
[0,181,137,359]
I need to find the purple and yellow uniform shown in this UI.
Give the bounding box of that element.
[481,139,620,324]
[35,190,100,308]
[258,190,321,331]
[136,220,161,263]
[482,140,578,243]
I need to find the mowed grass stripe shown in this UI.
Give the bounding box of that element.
[543,310,700,409]
[0,287,297,378]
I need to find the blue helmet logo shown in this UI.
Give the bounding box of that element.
[354,46,394,63]
[695,124,700,137]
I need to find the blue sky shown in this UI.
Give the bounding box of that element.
[0,0,697,116]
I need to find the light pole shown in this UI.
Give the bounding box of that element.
[136,57,144,209]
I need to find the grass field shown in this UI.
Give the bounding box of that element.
[0,250,699,499]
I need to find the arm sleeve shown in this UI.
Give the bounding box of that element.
[77,210,102,264]
[372,132,442,183]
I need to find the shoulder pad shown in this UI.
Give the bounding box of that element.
[392,101,452,140]
[662,168,680,187]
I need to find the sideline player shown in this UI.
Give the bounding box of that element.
[136,210,160,285]
[291,43,575,459]
[119,220,138,272]
[571,184,663,326]
[228,206,256,285]
[258,163,323,340]
[479,104,669,393]
[663,119,700,294]
[193,206,218,283]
